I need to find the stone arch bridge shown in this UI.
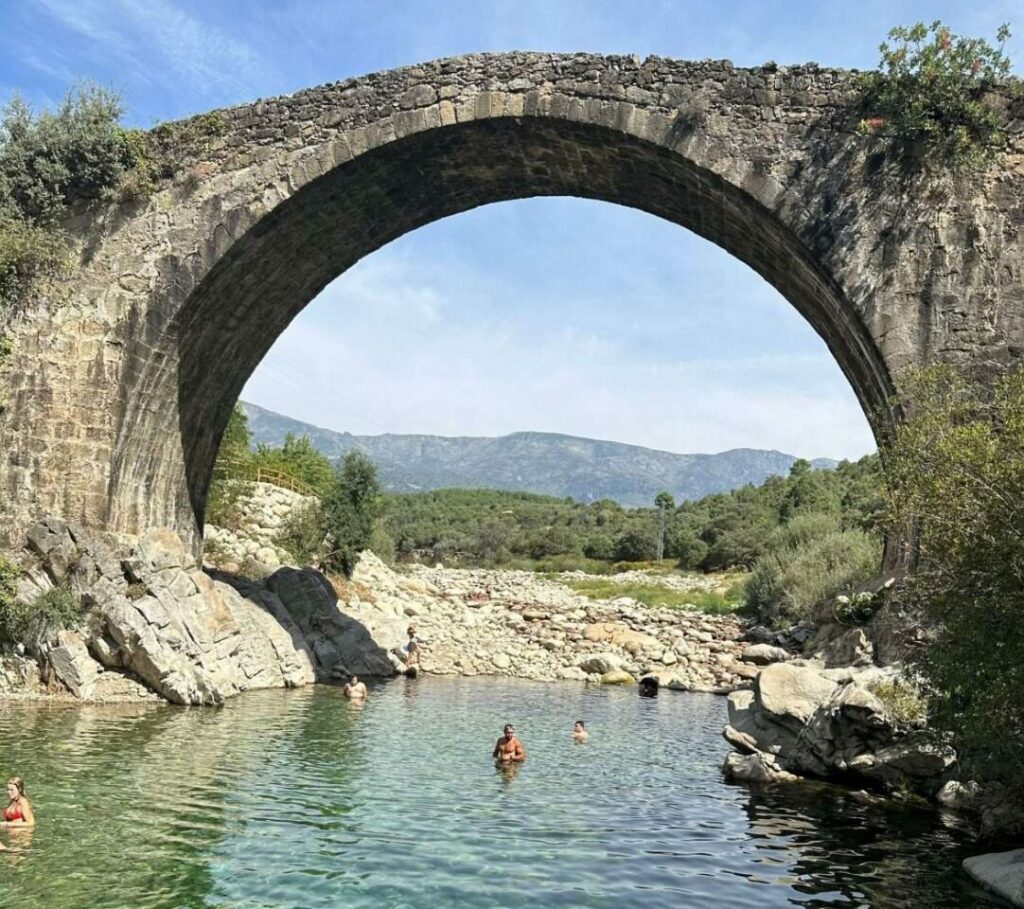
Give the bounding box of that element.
[1,52,1022,554]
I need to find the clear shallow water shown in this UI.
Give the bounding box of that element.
[0,678,1006,909]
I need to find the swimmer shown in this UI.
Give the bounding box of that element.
[492,723,526,763]
[2,778,34,827]
[572,720,589,743]
[343,675,368,699]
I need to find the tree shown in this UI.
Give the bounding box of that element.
[253,433,335,495]
[779,470,841,523]
[654,491,674,563]
[613,529,657,563]
[886,365,1024,789]
[320,451,381,577]
[205,405,254,530]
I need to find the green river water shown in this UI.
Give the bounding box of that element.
[0,678,1007,908]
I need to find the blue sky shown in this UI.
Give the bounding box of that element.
[2,1,1020,459]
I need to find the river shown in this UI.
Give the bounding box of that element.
[0,678,1004,908]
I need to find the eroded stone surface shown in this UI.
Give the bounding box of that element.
[10,521,395,705]
[722,661,955,793]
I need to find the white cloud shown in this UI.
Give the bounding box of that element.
[242,242,877,460]
[34,0,267,98]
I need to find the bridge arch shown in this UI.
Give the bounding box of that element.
[1,53,1021,550]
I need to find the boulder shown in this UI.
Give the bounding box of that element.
[723,751,800,784]
[578,653,623,674]
[741,643,791,665]
[756,663,838,725]
[600,669,636,685]
[963,850,1024,908]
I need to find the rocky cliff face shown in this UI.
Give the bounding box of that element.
[10,520,393,705]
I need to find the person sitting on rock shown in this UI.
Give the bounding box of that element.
[343,675,368,699]
[572,720,589,743]
[2,777,34,827]
[493,723,526,763]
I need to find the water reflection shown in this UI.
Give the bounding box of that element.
[0,681,1005,909]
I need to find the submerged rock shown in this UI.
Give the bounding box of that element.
[963,849,1024,908]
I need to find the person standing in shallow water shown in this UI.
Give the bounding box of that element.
[2,777,34,827]
[492,724,526,763]
[344,676,367,700]
[572,720,589,743]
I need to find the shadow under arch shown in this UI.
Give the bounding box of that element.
[109,114,895,544]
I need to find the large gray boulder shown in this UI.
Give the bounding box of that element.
[723,661,954,794]
[963,850,1024,908]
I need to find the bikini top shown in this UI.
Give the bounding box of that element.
[3,802,23,822]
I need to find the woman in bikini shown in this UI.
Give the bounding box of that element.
[2,777,34,827]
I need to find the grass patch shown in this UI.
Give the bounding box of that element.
[562,575,748,615]
[867,676,928,728]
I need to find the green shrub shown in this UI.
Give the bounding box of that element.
[252,433,335,496]
[858,21,1016,171]
[274,501,324,566]
[833,590,881,625]
[0,555,20,640]
[321,451,381,578]
[613,529,657,563]
[0,213,72,309]
[745,517,881,626]
[867,676,928,728]
[886,365,1024,790]
[0,578,81,645]
[0,87,128,224]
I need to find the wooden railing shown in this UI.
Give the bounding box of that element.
[214,461,319,498]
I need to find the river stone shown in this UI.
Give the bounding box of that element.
[584,621,628,642]
[492,653,511,670]
[578,653,623,674]
[722,751,799,783]
[963,850,1024,908]
[741,643,791,665]
[600,669,636,685]
[757,663,838,725]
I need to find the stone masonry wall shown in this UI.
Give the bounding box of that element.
[0,53,1021,552]
[204,481,316,570]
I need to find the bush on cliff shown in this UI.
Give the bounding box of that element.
[858,21,1016,171]
[0,86,145,310]
[886,365,1024,790]
[0,555,20,642]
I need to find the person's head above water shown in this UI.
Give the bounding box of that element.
[574,720,585,732]
[6,778,25,800]
[503,723,515,737]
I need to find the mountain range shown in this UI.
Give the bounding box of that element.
[241,402,837,507]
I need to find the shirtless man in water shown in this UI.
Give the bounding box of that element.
[492,723,526,763]
[344,675,368,699]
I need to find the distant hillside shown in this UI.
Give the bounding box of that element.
[241,402,838,506]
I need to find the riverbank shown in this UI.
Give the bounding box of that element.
[341,553,749,689]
